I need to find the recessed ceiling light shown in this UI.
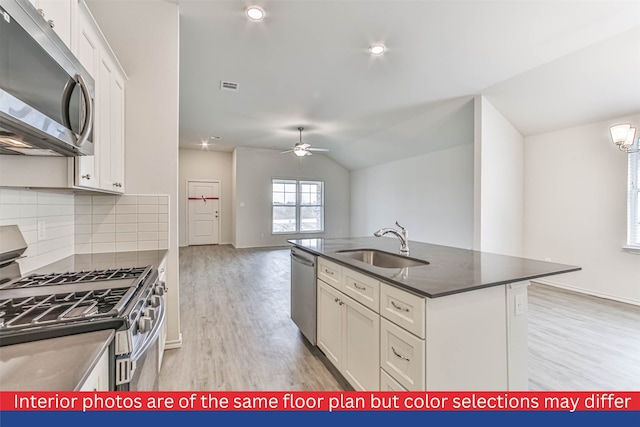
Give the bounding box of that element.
[246,6,265,21]
[210,135,222,140]
[369,44,386,55]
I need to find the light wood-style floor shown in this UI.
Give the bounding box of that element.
[158,245,345,390]
[528,283,640,390]
[159,245,640,391]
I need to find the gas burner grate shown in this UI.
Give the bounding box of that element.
[1,267,147,289]
[0,287,134,329]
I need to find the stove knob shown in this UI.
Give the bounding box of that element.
[150,295,162,308]
[138,316,152,334]
[144,307,157,320]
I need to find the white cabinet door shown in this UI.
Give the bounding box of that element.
[317,280,342,368]
[79,347,110,391]
[32,0,73,49]
[110,75,125,191]
[97,55,125,193]
[342,293,380,391]
[317,276,380,391]
[74,3,99,188]
[73,1,125,193]
[97,55,112,190]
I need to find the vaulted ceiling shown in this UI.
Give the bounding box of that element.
[176,1,640,170]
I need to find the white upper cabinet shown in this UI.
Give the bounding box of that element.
[72,0,127,193]
[29,0,73,49]
[74,1,99,188]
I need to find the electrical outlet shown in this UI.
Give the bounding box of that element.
[37,220,46,240]
[515,294,525,316]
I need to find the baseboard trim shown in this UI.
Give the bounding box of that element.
[164,333,183,350]
[532,279,640,307]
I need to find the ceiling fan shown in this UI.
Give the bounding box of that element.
[281,127,329,157]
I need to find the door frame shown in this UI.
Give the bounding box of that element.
[186,179,221,246]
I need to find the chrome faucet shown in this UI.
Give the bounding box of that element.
[374,221,409,254]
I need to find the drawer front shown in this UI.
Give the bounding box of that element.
[380,318,425,391]
[342,268,380,313]
[318,258,342,290]
[380,282,426,338]
[380,368,407,391]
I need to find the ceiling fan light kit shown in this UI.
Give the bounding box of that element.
[281,127,330,158]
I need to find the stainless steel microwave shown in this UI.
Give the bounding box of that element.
[0,0,94,156]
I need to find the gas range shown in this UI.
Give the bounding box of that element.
[0,225,166,390]
[0,266,156,346]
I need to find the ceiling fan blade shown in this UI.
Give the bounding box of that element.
[307,147,329,152]
[280,149,294,154]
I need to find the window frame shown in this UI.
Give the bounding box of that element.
[626,150,640,251]
[271,178,325,235]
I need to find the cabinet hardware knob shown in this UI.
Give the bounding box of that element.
[354,283,366,291]
[391,301,410,312]
[338,301,344,306]
[47,19,54,28]
[392,346,410,361]
[82,174,91,180]
[37,8,45,17]
[334,298,339,303]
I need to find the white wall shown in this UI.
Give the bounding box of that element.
[524,114,640,305]
[350,101,475,248]
[474,96,524,256]
[234,147,350,248]
[87,0,182,346]
[350,144,474,248]
[178,149,233,246]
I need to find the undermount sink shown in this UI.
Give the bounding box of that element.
[335,249,429,269]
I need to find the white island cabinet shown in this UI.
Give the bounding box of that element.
[315,256,528,391]
[317,259,380,391]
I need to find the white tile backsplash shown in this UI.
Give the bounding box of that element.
[0,189,75,274]
[75,193,169,253]
[1,189,169,269]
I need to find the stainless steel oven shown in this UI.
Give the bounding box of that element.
[0,226,166,391]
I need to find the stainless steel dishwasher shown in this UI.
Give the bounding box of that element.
[290,246,317,345]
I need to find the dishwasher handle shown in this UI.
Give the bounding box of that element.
[291,251,315,268]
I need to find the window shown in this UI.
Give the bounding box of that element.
[272,179,324,234]
[628,151,640,249]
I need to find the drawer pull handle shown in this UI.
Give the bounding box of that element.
[353,283,366,291]
[392,346,410,362]
[391,301,409,312]
[325,269,334,276]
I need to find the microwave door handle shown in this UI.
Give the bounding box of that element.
[61,77,75,129]
[74,74,94,148]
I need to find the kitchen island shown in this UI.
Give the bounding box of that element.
[289,237,580,391]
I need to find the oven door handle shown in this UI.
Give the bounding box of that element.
[129,295,166,363]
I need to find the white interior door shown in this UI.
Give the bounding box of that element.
[187,181,220,246]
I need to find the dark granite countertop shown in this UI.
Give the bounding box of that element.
[288,237,580,298]
[28,250,168,276]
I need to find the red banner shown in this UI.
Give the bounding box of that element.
[1,391,639,412]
